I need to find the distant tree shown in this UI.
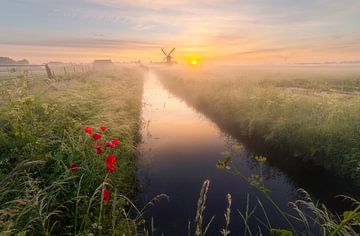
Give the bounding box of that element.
[0,57,29,65]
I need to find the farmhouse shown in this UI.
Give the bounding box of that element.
[93,59,114,70]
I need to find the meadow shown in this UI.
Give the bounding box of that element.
[1,64,359,235]
[157,65,360,182]
[0,67,146,235]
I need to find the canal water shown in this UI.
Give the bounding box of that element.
[137,71,355,235]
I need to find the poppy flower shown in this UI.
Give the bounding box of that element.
[66,163,78,173]
[93,133,102,141]
[95,145,103,154]
[112,138,119,146]
[84,127,92,135]
[100,126,107,131]
[106,154,116,173]
[102,187,110,203]
[105,141,115,149]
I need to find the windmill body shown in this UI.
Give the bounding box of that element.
[161,48,176,65]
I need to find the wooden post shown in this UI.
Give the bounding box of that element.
[45,64,53,79]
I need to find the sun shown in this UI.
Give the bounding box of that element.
[188,56,200,65]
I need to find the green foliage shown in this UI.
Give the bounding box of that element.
[270,229,294,236]
[158,67,360,181]
[0,69,145,235]
[214,146,360,235]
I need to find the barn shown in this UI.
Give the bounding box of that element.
[93,59,114,70]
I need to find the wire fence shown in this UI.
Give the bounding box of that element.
[0,63,93,80]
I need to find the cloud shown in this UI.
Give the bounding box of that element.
[0,37,161,49]
[1,0,360,63]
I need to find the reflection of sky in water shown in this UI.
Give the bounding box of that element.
[137,72,306,235]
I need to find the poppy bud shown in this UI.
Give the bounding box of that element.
[84,127,92,135]
[102,187,110,203]
[93,133,102,140]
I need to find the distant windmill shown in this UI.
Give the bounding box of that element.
[161,48,176,65]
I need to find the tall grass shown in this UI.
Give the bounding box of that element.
[157,66,360,181]
[189,153,360,236]
[0,67,147,234]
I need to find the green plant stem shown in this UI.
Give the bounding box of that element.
[330,204,360,236]
[75,174,84,235]
[263,193,297,235]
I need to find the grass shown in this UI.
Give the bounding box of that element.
[157,65,360,182]
[232,152,360,235]
[1,64,359,235]
[0,67,146,235]
[191,151,360,236]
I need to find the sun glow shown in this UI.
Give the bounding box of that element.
[188,56,200,65]
[192,60,198,65]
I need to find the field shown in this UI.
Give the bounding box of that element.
[0,67,145,234]
[1,64,359,235]
[157,65,360,182]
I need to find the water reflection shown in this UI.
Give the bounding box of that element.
[137,71,355,235]
[137,71,297,235]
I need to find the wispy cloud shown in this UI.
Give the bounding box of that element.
[1,0,360,63]
[0,37,161,49]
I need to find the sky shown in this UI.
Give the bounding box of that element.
[1,0,360,64]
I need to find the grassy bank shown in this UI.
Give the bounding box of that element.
[157,66,360,181]
[0,67,145,235]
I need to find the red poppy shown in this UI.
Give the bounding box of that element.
[100,126,107,131]
[102,187,110,203]
[66,163,78,173]
[106,154,116,173]
[95,145,103,154]
[112,138,119,146]
[93,133,102,140]
[105,141,115,149]
[84,127,92,135]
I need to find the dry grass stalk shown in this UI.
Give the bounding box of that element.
[194,179,210,236]
[220,193,232,236]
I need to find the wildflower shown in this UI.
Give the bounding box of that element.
[233,144,241,152]
[248,174,270,194]
[84,127,92,135]
[100,126,107,131]
[112,138,119,146]
[106,154,116,173]
[95,145,103,154]
[216,160,226,169]
[93,133,102,141]
[102,187,110,203]
[221,151,231,159]
[66,163,78,173]
[255,155,267,163]
[105,141,115,149]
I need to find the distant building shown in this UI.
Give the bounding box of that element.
[93,59,114,70]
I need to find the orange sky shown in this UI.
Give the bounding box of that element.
[1,0,360,64]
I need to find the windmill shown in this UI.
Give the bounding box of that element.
[161,48,176,65]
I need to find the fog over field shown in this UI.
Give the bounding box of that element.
[1,0,360,235]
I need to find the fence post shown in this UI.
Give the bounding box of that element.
[45,64,53,79]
